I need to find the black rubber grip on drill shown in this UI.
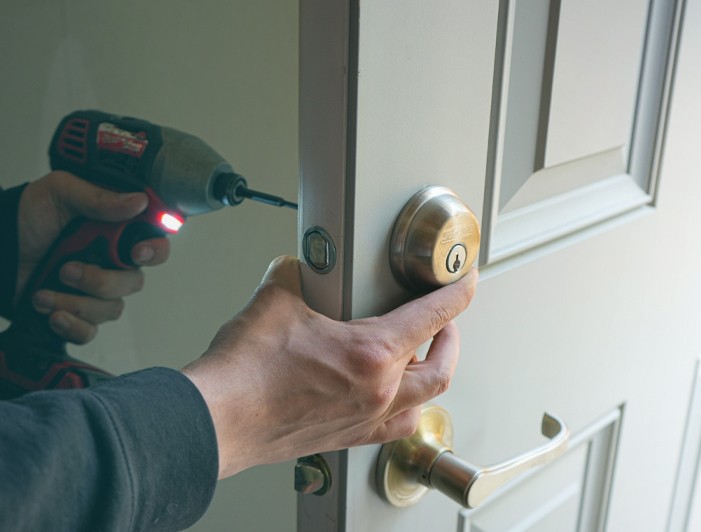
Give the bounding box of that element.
[2,217,138,357]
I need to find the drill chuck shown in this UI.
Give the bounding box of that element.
[213,172,249,206]
[213,172,298,210]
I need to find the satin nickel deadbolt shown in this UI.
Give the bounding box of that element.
[389,186,480,290]
[376,405,570,508]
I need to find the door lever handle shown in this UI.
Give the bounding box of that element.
[376,405,570,508]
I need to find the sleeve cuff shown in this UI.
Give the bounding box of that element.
[90,367,219,530]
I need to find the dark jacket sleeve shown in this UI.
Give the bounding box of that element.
[0,184,27,319]
[0,367,219,532]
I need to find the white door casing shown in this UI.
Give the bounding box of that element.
[298,1,700,531]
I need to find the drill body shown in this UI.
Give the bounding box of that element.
[0,110,250,399]
[50,110,237,215]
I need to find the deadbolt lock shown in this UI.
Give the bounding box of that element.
[389,186,480,290]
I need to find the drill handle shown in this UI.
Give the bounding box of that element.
[6,190,180,356]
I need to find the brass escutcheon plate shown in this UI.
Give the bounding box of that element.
[376,404,454,507]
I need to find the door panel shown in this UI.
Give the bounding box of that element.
[484,0,678,265]
[544,0,647,169]
[298,1,700,531]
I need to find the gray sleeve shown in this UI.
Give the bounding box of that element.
[0,367,218,531]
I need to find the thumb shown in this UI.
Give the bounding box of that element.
[258,255,304,298]
[52,171,148,223]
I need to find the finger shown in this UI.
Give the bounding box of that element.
[386,321,461,416]
[59,262,145,298]
[131,237,171,266]
[258,255,303,297]
[33,290,125,325]
[378,268,477,356]
[47,310,98,345]
[51,171,148,222]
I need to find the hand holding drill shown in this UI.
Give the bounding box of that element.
[17,170,171,344]
[0,110,297,397]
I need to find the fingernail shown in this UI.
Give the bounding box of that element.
[50,313,72,335]
[133,245,155,264]
[33,290,55,312]
[61,262,83,283]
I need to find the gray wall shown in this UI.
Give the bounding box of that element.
[0,2,298,530]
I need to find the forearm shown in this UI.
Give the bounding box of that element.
[0,367,218,531]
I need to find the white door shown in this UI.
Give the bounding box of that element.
[297,1,701,531]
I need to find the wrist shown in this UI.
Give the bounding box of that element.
[181,359,255,479]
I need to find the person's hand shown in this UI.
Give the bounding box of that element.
[16,171,171,344]
[182,256,478,479]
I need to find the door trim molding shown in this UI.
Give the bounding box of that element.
[298,1,359,531]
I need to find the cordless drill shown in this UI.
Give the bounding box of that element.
[0,110,296,400]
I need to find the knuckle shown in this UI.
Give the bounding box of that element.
[430,305,452,332]
[357,346,386,372]
[355,339,394,375]
[87,268,143,298]
[91,279,111,298]
[81,268,111,298]
[432,370,452,396]
[368,384,395,410]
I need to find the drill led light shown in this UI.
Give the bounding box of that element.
[159,212,184,233]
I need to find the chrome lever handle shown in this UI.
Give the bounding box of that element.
[376,405,570,508]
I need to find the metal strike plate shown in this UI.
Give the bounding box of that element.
[389,186,480,290]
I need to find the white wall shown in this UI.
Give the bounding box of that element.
[0,1,298,530]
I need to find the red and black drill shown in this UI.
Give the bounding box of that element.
[0,110,296,400]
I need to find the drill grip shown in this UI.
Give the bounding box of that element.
[9,189,177,350]
[0,192,180,398]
